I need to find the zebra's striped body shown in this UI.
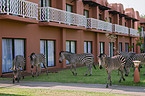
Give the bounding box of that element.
[29,53,48,77]
[98,54,126,88]
[10,55,25,83]
[125,53,145,76]
[59,51,96,76]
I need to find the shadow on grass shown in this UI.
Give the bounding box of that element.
[0,93,25,96]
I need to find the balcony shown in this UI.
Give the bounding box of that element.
[87,18,112,32]
[113,24,129,35]
[39,7,87,27]
[0,0,38,22]
[129,28,139,36]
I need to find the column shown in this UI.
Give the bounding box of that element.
[60,28,66,68]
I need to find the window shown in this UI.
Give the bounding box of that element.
[109,17,112,23]
[40,0,51,7]
[141,27,144,37]
[132,43,134,52]
[84,9,89,18]
[66,41,76,53]
[99,14,102,20]
[84,41,92,53]
[66,4,72,12]
[119,42,122,53]
[125,43,129,52]
[99,42,104,54]
[40,40,55,67]
[109,42,114,57]
[2,39,25,73]
[66,41,76,65]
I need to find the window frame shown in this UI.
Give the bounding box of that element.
[40,39,56,67]
[66,40,76,53]
[84,41,92,53]
[2,38,26,73]
[99,42,105,54]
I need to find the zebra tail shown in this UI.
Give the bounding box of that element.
[93,62,96,69]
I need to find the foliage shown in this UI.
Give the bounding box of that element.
[140,14,145,18]
[136,27,144,52]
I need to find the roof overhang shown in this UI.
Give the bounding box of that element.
[82,0,111,10]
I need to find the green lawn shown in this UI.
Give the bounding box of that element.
[1,65,145,87]
[0,87,135,96]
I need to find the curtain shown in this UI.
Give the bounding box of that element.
[100,42,104,54]
[84,42,87,53]
[71,41,75,53]
[40,40,45,67]
[88,42,92,53]
[14,40,24,56]
[66,41,70,64]
[47,41,55,66]
[2,39,13,73]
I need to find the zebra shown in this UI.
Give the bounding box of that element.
[10,55,25,83]
[59,51,96,76]
[119,51,136,76]
[124,53,145,76]
[98,54,126,88]
[29,53,48,77]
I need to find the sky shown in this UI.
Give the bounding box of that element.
[107,0,145,16]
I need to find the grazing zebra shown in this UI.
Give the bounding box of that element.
[119,52,136,76]
[125,53,145,76]
[29,53,48,77]
[59,51,96,76]
[10,55,25,83]
[98,54,126,88]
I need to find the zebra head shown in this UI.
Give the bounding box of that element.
[59,51,66,63]
[124,59,132,76]
[97,54,107,69]
[29,53,36,68]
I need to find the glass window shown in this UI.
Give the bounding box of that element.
[99,14,102,20]
[109,17,112,23]
[109,42,114,57]
[2,39,25,73]
[66,4,72,12]
[132,43,134,52]
[40,0,51,7]
[66,41,76,65]
[84,41,92,53]
[100,42,104,54]
[125,43,129,52]
[84,9,89,18]
[119,42,122,53]
[40,40,55,67]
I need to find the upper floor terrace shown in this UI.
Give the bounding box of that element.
[0,0,139,37]
[0,0,38,23]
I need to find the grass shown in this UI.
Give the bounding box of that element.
[1,65,145,87]
[0,87,135,96]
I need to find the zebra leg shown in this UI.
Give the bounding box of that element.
[22,67,24,79]
[74,64,77,76]
[70,65,75,76]
[106,71,111,88]
[43,63,48,75]
[39,65,41,76]
[89,65,92,76]
[31,65,34,77]
[85,65,90,76]
[36,66,38,76]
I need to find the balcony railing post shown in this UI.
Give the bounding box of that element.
[7,0,9,15]
[47,7,50,22]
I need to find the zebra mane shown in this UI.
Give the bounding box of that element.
[30,53,35,60]
[98,53,107,58]
[59,51,74,56]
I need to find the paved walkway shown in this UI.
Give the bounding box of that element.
[0,81,145,96]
